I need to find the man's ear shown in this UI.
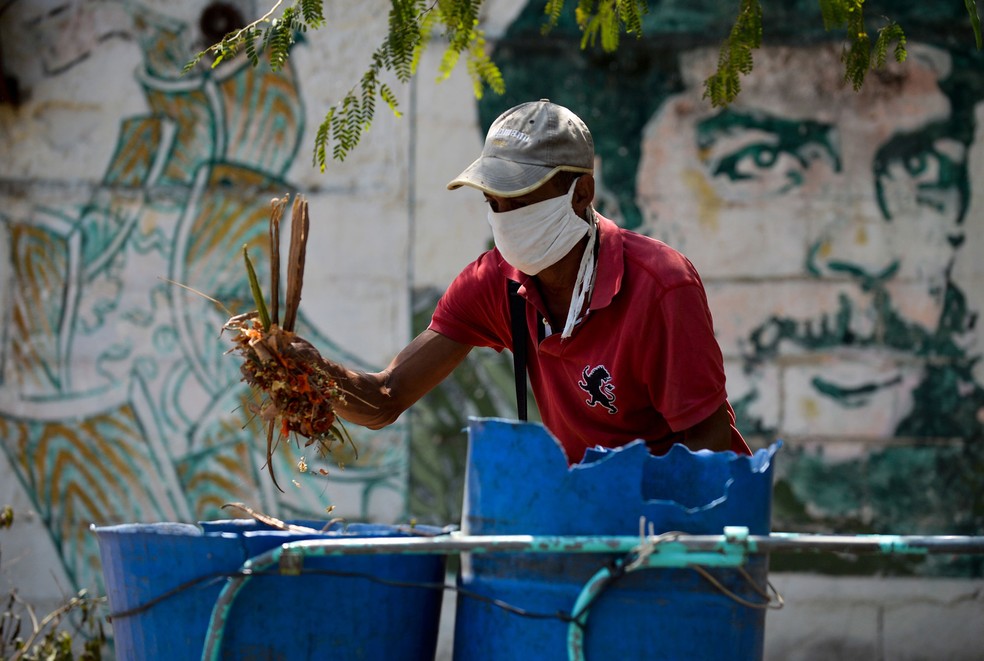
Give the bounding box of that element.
[573,175,595,218]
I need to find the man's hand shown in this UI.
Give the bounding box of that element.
[284,329,473,430]
[287,335,323,363]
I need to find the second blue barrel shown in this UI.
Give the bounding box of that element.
[454,417,780,661]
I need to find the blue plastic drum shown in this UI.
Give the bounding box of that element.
[92,519,447,660]
[454,417,780,661]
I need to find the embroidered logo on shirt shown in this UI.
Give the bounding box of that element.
[578,365,617,414]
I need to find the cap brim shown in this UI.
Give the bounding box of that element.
[446,156,557,197]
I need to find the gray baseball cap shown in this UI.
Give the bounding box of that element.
[447,99,594,197]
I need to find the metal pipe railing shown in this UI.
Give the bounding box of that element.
[200,529,984,661]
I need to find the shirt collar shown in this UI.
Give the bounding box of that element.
[587,213,622,311]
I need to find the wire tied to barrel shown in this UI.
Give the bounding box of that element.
[566,518,785,661]
[630,518,784,610]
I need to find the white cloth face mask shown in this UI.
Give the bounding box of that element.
[487,181,588,276]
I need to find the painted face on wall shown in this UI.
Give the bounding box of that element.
[637,43,973,437]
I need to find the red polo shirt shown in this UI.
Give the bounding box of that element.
[428,214,749,463]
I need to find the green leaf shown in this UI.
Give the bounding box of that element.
[843,30,872,91]
[542,0,564,33]
[193,0,982,168]
[873,22,906,68]
[301,0,326,28]
[314,107,335,172]
[243,245,271,330]
[703,0,762,107]
[968,0,983,49]
[819,0,850,31]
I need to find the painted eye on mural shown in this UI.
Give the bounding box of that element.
[874,134,967,221]
[697,111,839,197]
[706,136,840,196]
[713,141,789,181]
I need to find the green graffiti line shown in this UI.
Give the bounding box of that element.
[747,282,973,364]
[809,374,906,408]
[771,438,984,576]
[739,280,984,440]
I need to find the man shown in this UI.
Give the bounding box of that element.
[315,100,749,463]
[483,1,984,444]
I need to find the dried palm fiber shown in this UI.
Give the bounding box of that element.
[224,194,356,492]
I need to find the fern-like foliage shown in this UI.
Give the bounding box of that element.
[540,1,648,52]
[703,0,762,107]
[299,0,326,27]
[183,0,505,169]
[187,0,980,167]
[706,0,922,106]
[874,22,907,69]
[840,1,872,91]
[386,0,425,83]
[543,0,565,32]
[310,0,505,169]
[818,0,909,91]
[183,0,310,73]
[818,0,850,31]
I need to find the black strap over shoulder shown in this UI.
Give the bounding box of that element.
[508,280,528,421]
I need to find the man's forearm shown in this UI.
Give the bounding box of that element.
[679,402,732,452]
[314,329,473,431]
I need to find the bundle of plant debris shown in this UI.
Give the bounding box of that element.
[223,194,356,492]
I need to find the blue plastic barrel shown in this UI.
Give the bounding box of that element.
[454,417,780,661]
[93,519,447,660]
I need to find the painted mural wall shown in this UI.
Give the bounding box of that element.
[0,0,438,615]
[0,0,983,647]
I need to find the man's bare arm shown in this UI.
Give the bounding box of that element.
[312,329,472,429]
[678,402,733,452]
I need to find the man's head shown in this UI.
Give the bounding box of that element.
[448,99,594,198]
[448,100,598,277]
